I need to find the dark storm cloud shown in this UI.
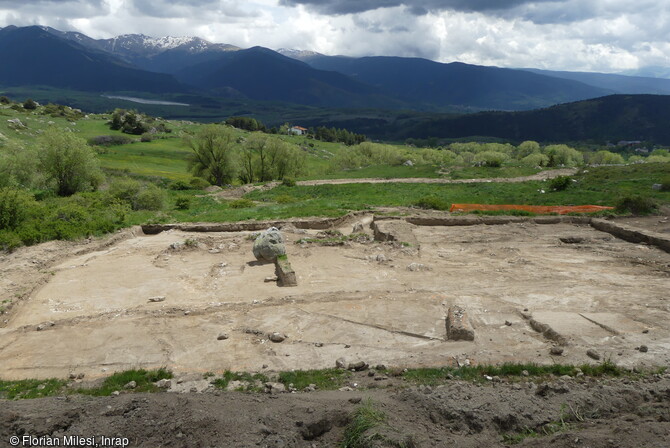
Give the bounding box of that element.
[277,0,562,15]
[129,0,257,19]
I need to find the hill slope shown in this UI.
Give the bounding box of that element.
[0,26,186,93]
[290,54,613,110]
[174,47,407,108]
[395,94,670,143]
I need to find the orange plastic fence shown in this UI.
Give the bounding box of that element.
[449,204,615,214]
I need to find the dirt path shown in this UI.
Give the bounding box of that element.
[217,168,578,199]
[2,374,669,447]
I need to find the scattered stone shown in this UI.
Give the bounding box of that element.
[560,236,585,244]
[217,333,229,341]
[314,342,323,347]
[352,222,365,233]
[652,184,663,191]
[275,256,298,287]
[253,227,286,262]
[374,376,388,381]
[184,311,191,316]
[367,371,376,377]
[642,329,650,334]
[348,397,362,404]
[155,379,171,389]
[375,364,387,371]
[148,296,166,303]
[375,254,387,263]
[550,346,564,356]
[7,118,26,129]
[505,320,512,326]
[587,349,601,360]
[639,345,649,353]
[37,384,46,390]
[301,418,334,441]
[348,361,368,371]
[77,373,85,380]
[406,262,431,272]
[69,373,77,380]
[124,381,137,390]
[264,276,278,283]
[522,370,529,377]
[446,306,475,341]
[265,382,286,394]
[226,380,246,391]
[403,159,414,166]
[335,358,347,369]
[111,391,120,396]
[269,332,287,343]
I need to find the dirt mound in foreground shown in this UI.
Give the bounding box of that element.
[2,375,669,447]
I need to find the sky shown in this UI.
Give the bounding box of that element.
[0,0,668,73]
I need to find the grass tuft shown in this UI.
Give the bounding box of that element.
[79,368,172,396]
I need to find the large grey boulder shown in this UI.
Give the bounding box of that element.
[252,227,286,262]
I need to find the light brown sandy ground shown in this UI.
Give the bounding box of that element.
[1,214,669,380]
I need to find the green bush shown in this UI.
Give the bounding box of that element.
[88,135,133,146]
[275,194,296,204]
[660,178,670,192]
[615,195,658,215]
[134,185,167,211]
[229,198,255,209]
[0,230,23,252]
[0,188,35,230]
[413,196,450,211]
[282,178,296,187]
[23,98,37,110]
[169,180,191,191]
[109,178,142,204]
[189,177,210,189]
[175,196,192,210]
[0,96,10,105]
[549,175,573,191]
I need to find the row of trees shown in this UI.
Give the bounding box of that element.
[186,125,306,186]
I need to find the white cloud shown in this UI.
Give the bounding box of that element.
[0,0,668,73]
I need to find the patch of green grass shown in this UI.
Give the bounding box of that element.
[341,399,389,448]
[447,165,541,180]
[401,361,626,385]
[412,196,450,210]
[79,368,172,396]
[228,198,255,209]
[278,368,350,390]
[212,371,269,392]
[296,232,371,246]
[0,378,67,400]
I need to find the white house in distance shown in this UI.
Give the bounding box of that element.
[289,126,308,135]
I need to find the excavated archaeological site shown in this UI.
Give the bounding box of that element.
[1,213,669,380]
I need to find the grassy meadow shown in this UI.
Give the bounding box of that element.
[1,98,669,251]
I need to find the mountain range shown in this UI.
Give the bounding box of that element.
[2,24,670,112]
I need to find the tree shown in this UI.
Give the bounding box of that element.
[38,127,103,196]
[186,125,238,186]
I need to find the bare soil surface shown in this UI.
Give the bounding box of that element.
[1,214,669,380]
[1,373,669,447]
[216,168,578,199]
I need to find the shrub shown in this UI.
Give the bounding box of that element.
[169,180,191,191]
[0,230,23,252]
[0,188,35,230]
[275,194,296,204]
[615,195,658,215]
[189,177,210,189]
[175,196,192,210]
[0,96,10,104]
[659,178,670,192]
[413,196,450,211]
[109,178,142,204]
[38,127,103,196]
[473,150,508,167]
[282,178,296,187]
[140,133,153,142]
[549,175,573,191]
[23,98,37,110]
[134,185,167,211]
[521,153,549,167]
[229,198,255,209]
[88,135,133,146]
